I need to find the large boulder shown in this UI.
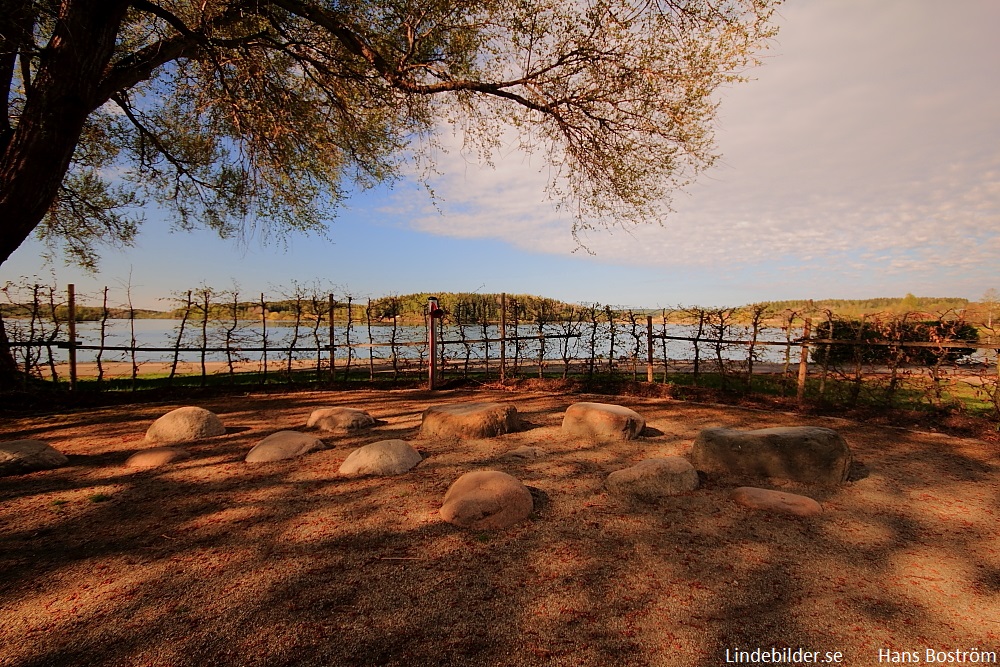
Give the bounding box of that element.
[145,406,225,444]
[307,407,377,433]
[440,470,534,530]
[606,457,699,501]
[125,447,191,469]
[0,440,68,477]
[561,402,645,441]
[420,402,519,439]
[732,487,823,517]
[245,431,326,463]
[339,439,422,477]
[691,426,851,485]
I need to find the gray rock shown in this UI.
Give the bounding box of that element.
[125,447,191,469]
[307,407,377,433]
[732,486,823,517]
[606,457,699,500]
[691,426,852,485]
[420,402,519,438]
[440,470,533,530]
[339,439,422,476]
[561,402,645,441]
[0,440,68,476]
[245,431,326,463]
[145,406,225,444]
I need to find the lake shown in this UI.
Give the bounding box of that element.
[8,318,800,367]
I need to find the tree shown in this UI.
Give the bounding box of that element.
[0,0,779,385]
[982,288,999,328]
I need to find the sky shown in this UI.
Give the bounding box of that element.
[2,0,999,310]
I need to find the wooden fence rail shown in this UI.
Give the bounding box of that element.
[3,284,998,417]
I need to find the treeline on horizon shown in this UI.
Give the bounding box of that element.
[1,286,995,325]
[757,295,971,319]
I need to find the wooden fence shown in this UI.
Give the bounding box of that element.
[3,284,999,417]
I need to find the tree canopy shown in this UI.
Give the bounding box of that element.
[1,0,779,270]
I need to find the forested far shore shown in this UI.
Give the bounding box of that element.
[0,288,996,325]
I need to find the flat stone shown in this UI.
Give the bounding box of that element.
[0,440,68,477]
[504,446,547,460]
[339,439,422,476]
[691,426,852,485]
[420,402,519,438]
[606,457,699,500]
[732,487,823,517]
[440,470,533,530]
[307,407,377,433]
[145,406,225,444]
[245,431,326,463]
[125,447,192,469]
[561,402,645,441]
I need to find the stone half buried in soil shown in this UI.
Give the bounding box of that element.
[245,431,327,463]
[732,487,823,517]
[306,407,377,433]
[125,447,192,469]
[690,426,852,485]
[503,445,547,460]
[605,457,699,501]
[0,440,69,477]
[440,470,533,530]
[420,402,519,438]
[560,402,645,441]
[144,406,226,444]
[338,439,422,477]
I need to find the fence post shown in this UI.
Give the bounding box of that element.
[328,294,336,381]
[500,293,506,383]
[646,315,654,383]
[366,298,375,382]
[344,295,353,380]
[849,315,867,406]
[67,284,77,390]
[427,297,439,389]
[260,293,268,383]
[797,318,812,405]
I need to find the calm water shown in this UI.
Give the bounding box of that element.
[9,318,800,366]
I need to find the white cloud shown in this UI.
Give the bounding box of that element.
[385,0,1000,296]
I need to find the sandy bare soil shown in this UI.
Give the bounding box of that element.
[1,388,999,667]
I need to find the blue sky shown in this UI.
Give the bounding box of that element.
[2,0,999,310]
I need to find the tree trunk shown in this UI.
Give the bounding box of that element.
[0,319,21,390]
[0,0,129,267]
[0,1,127,388]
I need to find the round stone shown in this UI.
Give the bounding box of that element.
[420,402,519,438]
[145,406,225,444]
[561,402,645,441]
[691,426,852,485]
[125,447,192,469]
[605,457,699,500]
[0,440,68,477]
[245,431,326,463]
[339,439,422,477]
[732,487,823,517]
[440,470,533,530]
[306,407,377,433]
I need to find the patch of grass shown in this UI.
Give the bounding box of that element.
[88,493,112,503]
[71,367,422,393]
[50,499,69,508]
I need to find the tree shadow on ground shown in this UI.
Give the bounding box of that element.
[1,390,999,666]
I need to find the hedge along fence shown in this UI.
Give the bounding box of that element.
[3,281,1000,419]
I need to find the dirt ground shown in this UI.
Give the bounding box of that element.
[1,388,999,667]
